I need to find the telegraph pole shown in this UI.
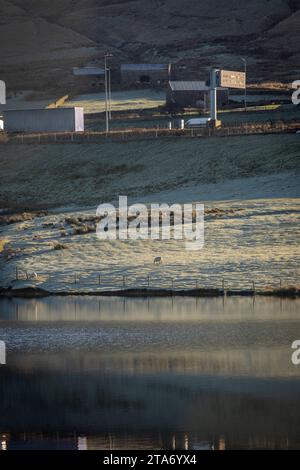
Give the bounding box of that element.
[241,57,247,112]
[108,68,112,120]
[104,53,113,132]
[210,68,218,126]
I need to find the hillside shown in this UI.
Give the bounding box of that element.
[0,134,299,210]
[0,0,300,93]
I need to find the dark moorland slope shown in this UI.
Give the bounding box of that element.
[0,0,300,92]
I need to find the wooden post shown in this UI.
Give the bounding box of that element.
[98,274,101,286]
[279,279,282,289]
[196,280,199,289]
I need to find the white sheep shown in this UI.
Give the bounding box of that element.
[154,256,163,265]
[26,271,38,280]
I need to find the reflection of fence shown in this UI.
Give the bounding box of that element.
[1,121,299,144]
[12,266,297,294]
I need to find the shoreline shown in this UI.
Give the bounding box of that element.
[0,286,299,299]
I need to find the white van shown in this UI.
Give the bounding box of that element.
[185,117,211,128]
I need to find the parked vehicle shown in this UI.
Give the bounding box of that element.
[185,117,211,128]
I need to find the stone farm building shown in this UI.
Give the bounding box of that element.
[166,81,229,111]
[121,63,171,85]
[72,67,105,92]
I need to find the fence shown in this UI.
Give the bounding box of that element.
[12,266,298,295]
[1,121,299,145]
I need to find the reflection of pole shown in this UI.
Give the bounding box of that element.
[210,68,217,123]
[241,57,247,112]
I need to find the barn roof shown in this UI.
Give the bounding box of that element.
[169,81,208,91]
[121,63,169,71]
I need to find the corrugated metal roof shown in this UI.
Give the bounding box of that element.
[73,67,105,76]
[169,81,208,91]
[121,63,169,71]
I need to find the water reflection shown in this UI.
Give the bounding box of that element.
[0,295,297,323]
[0,432,298,450]
[0,296,300,450]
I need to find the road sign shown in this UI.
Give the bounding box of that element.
[217,70,246,89]
[0,80,6,104]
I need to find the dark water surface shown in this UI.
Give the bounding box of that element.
[0,296,299,450]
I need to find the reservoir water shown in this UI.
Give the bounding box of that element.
[0,295,299,450]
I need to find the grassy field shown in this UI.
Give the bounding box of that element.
[63,89,166,114]
[0,134,299,210]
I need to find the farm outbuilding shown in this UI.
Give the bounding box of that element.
[121,63,171,85]
[166,81,229,111]
[72,67,106,91]
[3,107,84,133]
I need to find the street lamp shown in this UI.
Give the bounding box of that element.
[104,53,113,132]
[241,57,247,112]
[108,68,112,120]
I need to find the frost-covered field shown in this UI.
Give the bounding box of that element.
[0,197,299,293]
[0,134,299,293]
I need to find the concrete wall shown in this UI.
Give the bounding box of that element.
[4,107,84,133]
[121,69,170,85]
[166,88,228,110]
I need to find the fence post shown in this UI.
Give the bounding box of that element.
[98,274,101,286]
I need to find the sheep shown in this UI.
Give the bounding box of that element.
[154,256,163,265]
[26,271,38,280]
